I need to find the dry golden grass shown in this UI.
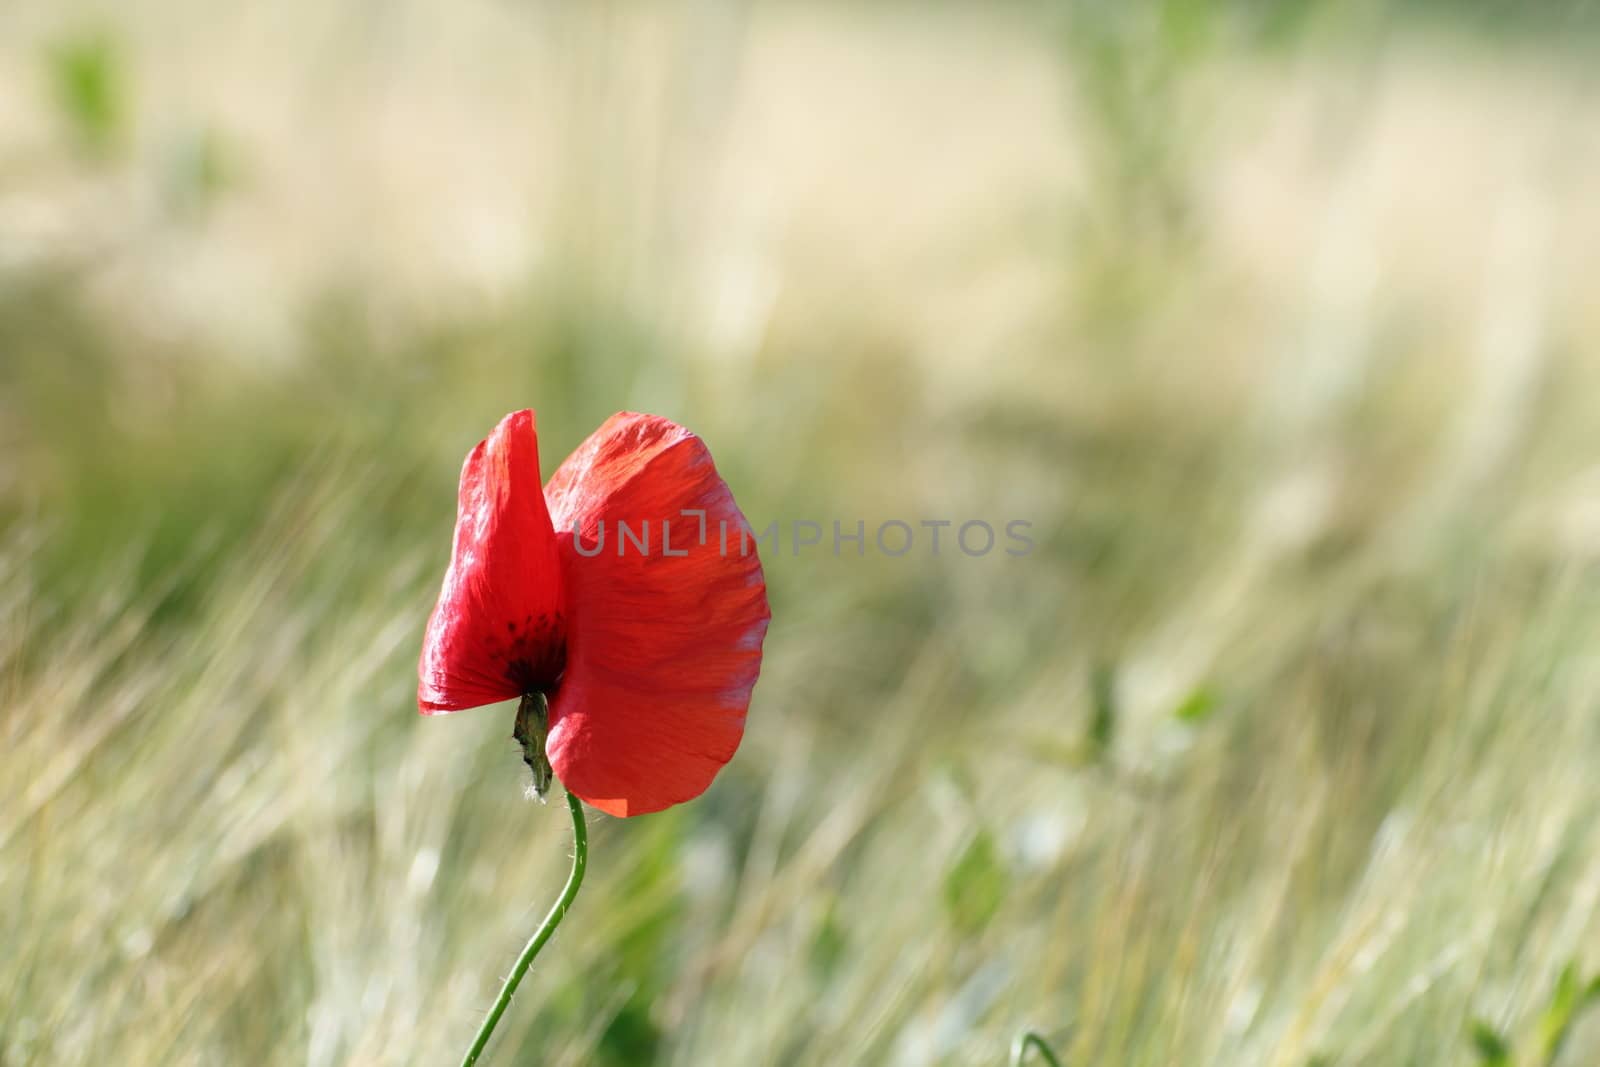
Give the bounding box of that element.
[5,3,1600,1065]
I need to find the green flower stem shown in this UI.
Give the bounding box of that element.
[1009,1030,1063,1067]
[459,788,588,1067]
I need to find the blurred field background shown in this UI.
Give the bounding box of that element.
[6,1,1600,1064]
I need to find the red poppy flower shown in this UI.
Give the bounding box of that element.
[418,410,770,817]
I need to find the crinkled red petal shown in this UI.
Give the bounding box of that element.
[544,412,769,816]
[418,410,566,714]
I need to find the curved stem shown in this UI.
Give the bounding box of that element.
[459,788,588,1067]
[1009,1030,1063,1067]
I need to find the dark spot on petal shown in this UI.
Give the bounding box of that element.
[501,614,567,694]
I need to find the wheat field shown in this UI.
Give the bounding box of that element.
[5,3,1600,1065]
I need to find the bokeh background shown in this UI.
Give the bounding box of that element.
[6,1,1600,1064]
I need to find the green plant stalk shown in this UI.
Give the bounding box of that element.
[459,788,588,1067]
[1010,1030,1063,1067]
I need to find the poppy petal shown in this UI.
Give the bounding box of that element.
[418,409,567,714]
[544,412,769,816]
